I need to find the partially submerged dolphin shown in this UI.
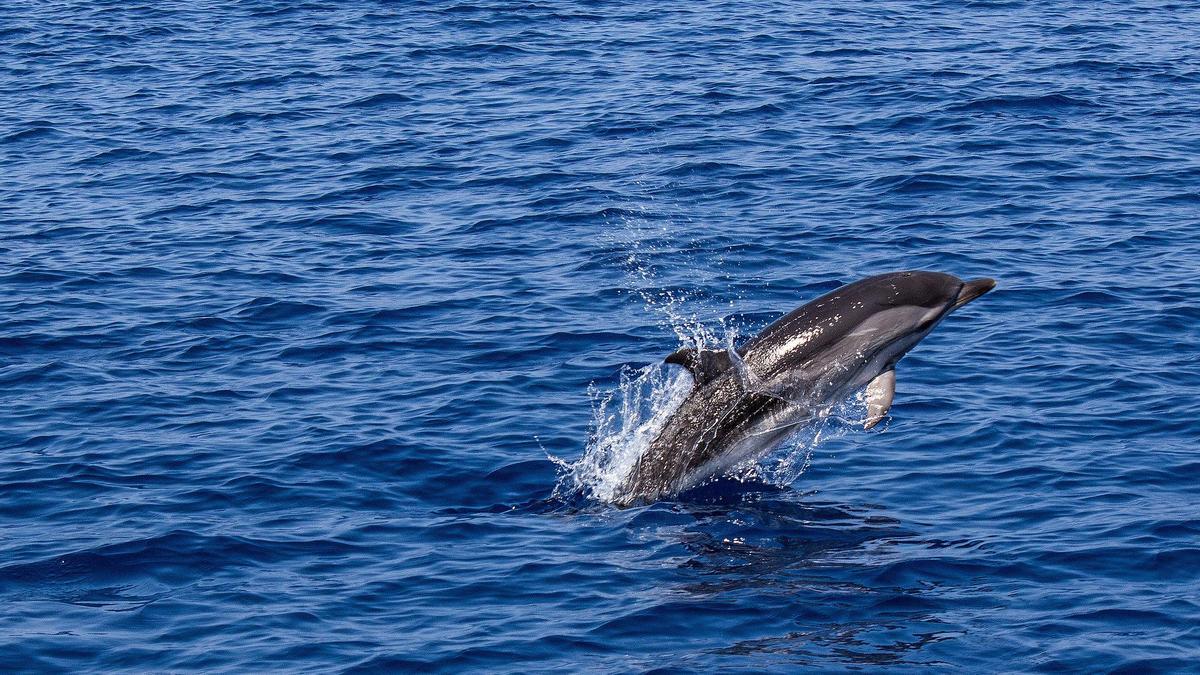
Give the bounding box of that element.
[615,271,995,507]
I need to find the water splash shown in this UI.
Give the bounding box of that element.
[555,196,897,503]
[556,360,875,505]
[554,362,692,503]
[554,203,875,504]
[602,193,741,349]
[755,395,872,486]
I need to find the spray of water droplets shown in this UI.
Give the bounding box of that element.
[553,197,874,504]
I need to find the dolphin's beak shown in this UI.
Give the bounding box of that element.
[953,277,996,310]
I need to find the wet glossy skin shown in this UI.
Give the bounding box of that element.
[616,272,994,506]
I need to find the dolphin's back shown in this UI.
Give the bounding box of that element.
[743,272,960,376]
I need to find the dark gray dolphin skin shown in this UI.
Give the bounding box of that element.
[615,271,996,507]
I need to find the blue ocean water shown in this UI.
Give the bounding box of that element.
[3,0,1199,671]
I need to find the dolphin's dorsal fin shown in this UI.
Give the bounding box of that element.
[664,347,733,386]
[725,344,761,389]
[864,369,895,430]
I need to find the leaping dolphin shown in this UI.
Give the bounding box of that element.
[615,271,996,507]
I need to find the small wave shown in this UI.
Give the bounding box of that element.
[205,109,315,125]
[345,92,416,108]
[2,125,60,143]
[97,63,163,75]
[77,147,166,165]
[407,43,530,59]
[213,71,325,90]
[258,213,417,234]
[805,48,884,58]
[946,93,1099,114]
[868,172,973,194]
[231,297,326,323]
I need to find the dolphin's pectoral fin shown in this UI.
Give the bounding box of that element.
[664,347,733,386]
[864,369,895,430]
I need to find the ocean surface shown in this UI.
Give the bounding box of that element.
[3,1,1199,672]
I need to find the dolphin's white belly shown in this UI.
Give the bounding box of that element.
[675,330,930,492]
[678,401,813,490]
